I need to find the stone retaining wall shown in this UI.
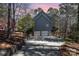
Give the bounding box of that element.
[60,43,79,56]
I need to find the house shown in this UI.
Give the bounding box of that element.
[33,11,53,36]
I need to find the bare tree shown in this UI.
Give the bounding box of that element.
[59,3,78,38]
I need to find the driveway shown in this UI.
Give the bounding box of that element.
[23,36,65,56]
[12,36,65,56]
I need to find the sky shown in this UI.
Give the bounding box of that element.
[17,3,60,12]
[29,3,60,12]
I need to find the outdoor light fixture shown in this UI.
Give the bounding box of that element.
[46,24,49,27]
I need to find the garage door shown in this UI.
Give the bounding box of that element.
[34,31,50,36]
[34,31,40,36]
[41,31,48,36]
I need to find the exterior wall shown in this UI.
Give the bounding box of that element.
[34,14,52,31]
[34,11,52,31]
[33,11,52,36]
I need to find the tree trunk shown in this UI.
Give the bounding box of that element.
[64,6,69,38]
[12,3,15,31]
[77,4,79,31]
[7,3,11,38]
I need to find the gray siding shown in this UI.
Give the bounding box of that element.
[33,11,52,31]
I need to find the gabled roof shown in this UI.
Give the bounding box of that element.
[33,11,52,23]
